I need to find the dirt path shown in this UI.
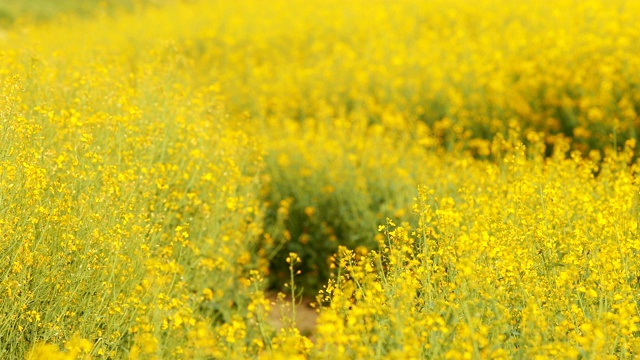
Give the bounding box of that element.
[266,293,318,340]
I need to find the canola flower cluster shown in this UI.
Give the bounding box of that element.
[317,133,640,359]
[1,0,640,358]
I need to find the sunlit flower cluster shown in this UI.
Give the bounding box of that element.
[315,133,640,358]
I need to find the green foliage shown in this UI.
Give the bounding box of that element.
[0,0,169,26]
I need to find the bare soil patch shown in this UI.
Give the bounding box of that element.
[266,293,318,340]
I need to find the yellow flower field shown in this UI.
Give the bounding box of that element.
[2,0,640,358]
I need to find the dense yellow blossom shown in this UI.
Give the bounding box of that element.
[1,0,640,358]
[314,135,640,358]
